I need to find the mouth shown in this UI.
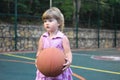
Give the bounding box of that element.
[46,26,51,30]
[46,26,50,28]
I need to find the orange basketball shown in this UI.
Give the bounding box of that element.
[36,47,65,77]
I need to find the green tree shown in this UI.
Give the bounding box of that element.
[53,0,73,21]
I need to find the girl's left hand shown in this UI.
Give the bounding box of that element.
[62,58,71,71]
[35,59,38,68]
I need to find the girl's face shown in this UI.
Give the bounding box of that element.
[43,18,60,32]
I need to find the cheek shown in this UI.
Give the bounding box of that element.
[43,24,46,28]
[43,23,48,27]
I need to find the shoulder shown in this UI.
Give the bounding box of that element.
[40,32,49,40]
[56,31,65,38]
[60,32,69,42]
[38,32,48,42]
[42,32,49,37]
[56,31,69,41]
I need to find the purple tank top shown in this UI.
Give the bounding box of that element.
[41,31,65,51]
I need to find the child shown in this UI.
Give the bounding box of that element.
[35,7,73,80]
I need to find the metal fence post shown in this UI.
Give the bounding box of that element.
[75,0,79,48]
[14,0,18,50]
[97,0,100,48]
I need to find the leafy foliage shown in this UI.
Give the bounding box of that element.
[0,0,119,29]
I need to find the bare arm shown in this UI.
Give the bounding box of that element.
[62,36,72,69]
[35,36,43,67]
[36,36,43,57]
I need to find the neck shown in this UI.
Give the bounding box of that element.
[49,30,58,38]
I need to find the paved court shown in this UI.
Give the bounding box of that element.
[0,48,120,80]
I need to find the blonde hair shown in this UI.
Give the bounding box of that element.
[42,7,64,31]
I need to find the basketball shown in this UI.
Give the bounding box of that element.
[36,47,65,77]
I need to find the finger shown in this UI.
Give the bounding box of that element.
[62,66,67,71]
[35,59,38,68]
[65,57,69,62]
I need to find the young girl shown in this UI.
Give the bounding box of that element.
[35,7,73,80]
